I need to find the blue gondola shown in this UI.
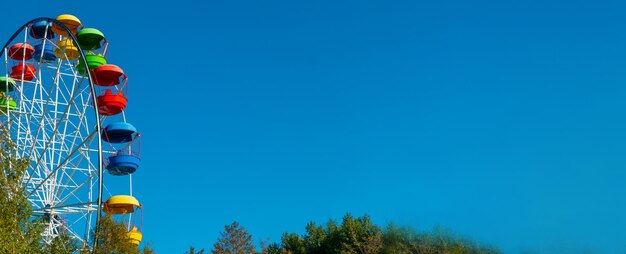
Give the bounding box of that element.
[30,21,55,39]
[34,44,57,62]
[107,151,141,175]
[102,122,137,143]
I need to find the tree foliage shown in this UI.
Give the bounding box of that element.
[268,214,500,254]
[200,214,499,254]
[211,222,257,254]
[44,229,79,254]
[187,246,206,254]
[87,214,156,254]
[380,224,499,254]
[0,127,46,254]
[91,215,141,254]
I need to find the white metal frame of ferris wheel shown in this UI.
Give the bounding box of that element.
[0,22,114,247]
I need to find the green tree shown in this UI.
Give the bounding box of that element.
[187,246,206,254]
[265,243,281,254]
[142,244,156,254]
[382,224,500,254]
[212,222,257,254]
[43,229,79,254]
[278,214,382,254]
[338,214,382,254]
[281,232,306,254]
[270,213,500,254]
[91,215,141,254]
[87,216,156,254]
[0,127,45,254]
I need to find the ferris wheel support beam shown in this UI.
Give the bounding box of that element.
[0,17,105,251]
[23,67,87,189]
[25,127,97,197]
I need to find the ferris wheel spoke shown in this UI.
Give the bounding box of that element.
[19,63,74,155]
[54,173,94,206]
[48,66,90,201]
[30,165,87,228]
[52,153,93,203]
[22,73,91,192]
[42,100,96,203]
[102,180,113,198]
[20,75,64,163]
[27,149,94,202]
[49,142,94,203]
[41,210,92,246]
[53,103,99,198]
[37,204,95,246]
[67,211,93,245]
[25,128,97,198]
[33,201,97,214]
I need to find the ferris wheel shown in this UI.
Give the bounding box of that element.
[0,15,144,249]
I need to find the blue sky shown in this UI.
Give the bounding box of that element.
[3,0,626,253]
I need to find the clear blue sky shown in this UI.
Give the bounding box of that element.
[3,0,626,253]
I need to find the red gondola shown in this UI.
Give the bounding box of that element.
[8,43,34,60]
[92,64,125,86]
[97,89,127,116]
[10,63,37,81]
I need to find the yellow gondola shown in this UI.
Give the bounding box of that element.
[54,39,80,60]
[52,14,82,36]
[127,226,143,245]
[104,195,140,214]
